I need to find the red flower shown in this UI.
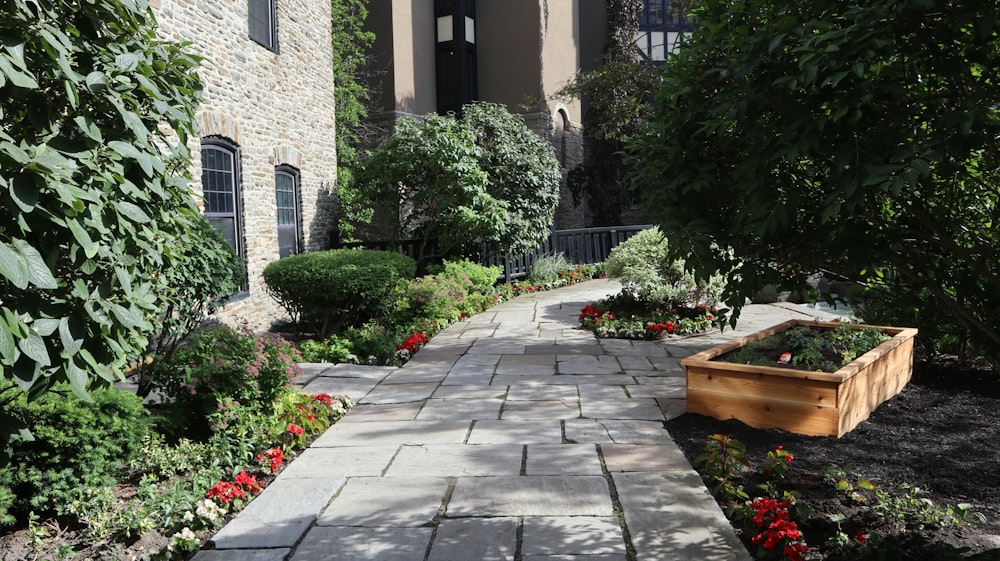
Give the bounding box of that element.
[207,481,246,505]
[287,424,304,437]
[313,393,333,406]
[855,531,867,543]
[234,471,261,493]
[256,448,284,473]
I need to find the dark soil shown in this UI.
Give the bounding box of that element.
[666,359,1000,560]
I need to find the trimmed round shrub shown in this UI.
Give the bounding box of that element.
[263,249,416,336]
[0,386,150,523]
[605,227,724,307]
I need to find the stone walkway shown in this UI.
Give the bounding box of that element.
[193,279,837,561]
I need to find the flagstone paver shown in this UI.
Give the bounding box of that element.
[197,279,842,561]
[447,476,614,517]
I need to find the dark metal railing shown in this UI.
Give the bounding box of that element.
[333,225,652,283]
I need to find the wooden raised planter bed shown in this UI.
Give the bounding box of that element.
[681,320,918,437]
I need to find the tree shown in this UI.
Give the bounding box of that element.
[331,0,377,242]
[557,0,658,226]
[354,102,561,268]
[630,0,1000,359]
[0,0,205,458]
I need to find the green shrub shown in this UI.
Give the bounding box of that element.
[149,326,301,434]
[206,397,276,475]
[394,274,472,326]
[851,282,965,360]
[297,334,355,364]
[263,249,416,336]
[530,253,572,283]
[135,214,245,397]
[0,386,150,522]
[343,322,399,364]
[0,0,205,462]
[429,258,501,294]
[605,227,724,307]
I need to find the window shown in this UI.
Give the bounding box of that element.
[636,0,694,63]
[249,0,277,51]
[201,140,243,259]
[435,0,477,114]
[275,166,301,258]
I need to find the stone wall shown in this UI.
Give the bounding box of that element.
[152,0,338,330]
[524,111,591,231]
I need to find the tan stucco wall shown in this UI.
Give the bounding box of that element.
[477,2,542,113]
[153,0,339,329]
[367,0,437,116]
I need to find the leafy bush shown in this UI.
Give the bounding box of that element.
[263,249,416,336]
[135,215,245,397]
[150,326,301,434]
[297,334,355,364]
[394,274,472,326]
[605,227,724,307]
[0,386,150,523]
[354,102,560,267]
[630,0,1000,358]
[0,0,205,461]
[428,258,501,294]
[530,253,572,283]
[851,282,966,360]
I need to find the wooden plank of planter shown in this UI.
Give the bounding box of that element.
[681,319,918,437]
[685,379,841,436]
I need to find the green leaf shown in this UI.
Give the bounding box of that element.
[10,173,40,212]
[65,360,90,401]
[107,140,143,160]
[0,242,29,289]
[73,116,103,142]
[111,304,143,328]
[116,201,151,223]
[0,315,18,364]
[59,317,82,356]
[0,54,38,89]
[85,71,108,92]
[67,217,99,258]
[13,239,58,289]
[115,52,141,72]
[17,331,51,367]
[32,318,60,337]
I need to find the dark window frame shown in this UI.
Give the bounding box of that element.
[637,0,694,64]
[201,137,248,293]
[275,165,303,259]
[249,0,279,52]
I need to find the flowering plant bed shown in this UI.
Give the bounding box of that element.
[682,320,917,437]
[578,293,725,340]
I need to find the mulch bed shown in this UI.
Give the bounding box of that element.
[666,359,1000,560]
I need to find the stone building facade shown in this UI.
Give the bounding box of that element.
[152,0,338,329]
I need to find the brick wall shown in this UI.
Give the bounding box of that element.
[152,0,338,330]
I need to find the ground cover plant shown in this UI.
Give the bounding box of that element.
[291,256,604,365]
[0,327,352,561]
[719,324,891,373]
[667,360,1000,560]
[578,227,726,339]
